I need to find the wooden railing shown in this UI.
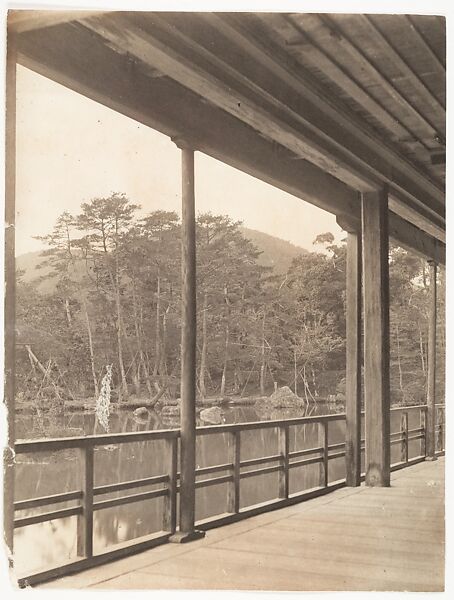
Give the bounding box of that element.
[389,405,428,469]
[14,429,179,587]
[192,414,346,530]
[12,406,445,586]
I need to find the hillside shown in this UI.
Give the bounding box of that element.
[240,227,307,273]
[17,228,307,291]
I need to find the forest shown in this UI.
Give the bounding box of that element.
[15,193,445,412]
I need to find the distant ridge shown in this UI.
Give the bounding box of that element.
[17,228,308,291]
[240,227,307,273]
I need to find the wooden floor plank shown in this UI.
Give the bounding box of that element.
[38,457,445,592]
[139,545,441,591]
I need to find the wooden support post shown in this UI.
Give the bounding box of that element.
[163,437,178,533]
[4,29,17,566]
[227,431,241,513]
[345,231,362,486]
[278,425,289,499]
[171,141,204,542]
[426,260,437,461]
[77,446,94,558]
[362,188,391,487]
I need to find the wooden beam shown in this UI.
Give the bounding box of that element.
[171,144,204,543]
[82,12,445,232]
[425,260,438,461]
[345,231,362,487]
[15,22,444,262]
[388,193,445,243]
[8,9,106,34]
[81,14,379,193]
[362,188,391,487]
[338,211,445,267]
[195,14,445,228]
[388,216,445,266]
[4,31,16,566]
[16,23,359,218]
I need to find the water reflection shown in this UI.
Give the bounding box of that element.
[14,403,419,575]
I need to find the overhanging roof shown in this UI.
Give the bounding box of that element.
[9,10,446,263]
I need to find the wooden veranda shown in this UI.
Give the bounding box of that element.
[4,10,446,590]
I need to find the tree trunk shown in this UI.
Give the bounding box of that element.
[65,298,72,327]
[83,298,99,397]
[160,304,170,380]
[220,287,230,397]
[153,275,161,378]
[115,288,128,398]
[260,309,266,396]
[132,284,153,396]
[114,236,128,399]
[199,291,208,398]
[419,327,426,378]
[293,346,298,396]
[311,367,318,397]
[233,365,241,395]
[395,322,404,397]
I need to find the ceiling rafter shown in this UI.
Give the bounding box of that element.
[150,12,444,234]
[272,13,421,150]
[14,12,445,261]
[315,14,444,145]
[355,14,444,114]
[405,15,446,74]
[78,12,444,240]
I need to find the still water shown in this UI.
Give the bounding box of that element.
[14,403,420,575]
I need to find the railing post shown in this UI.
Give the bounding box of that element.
[400,412,408,464]
[318,422,329,488]
[227,431,241,513]
[278,425,289,499]
[426,260,437,461]
[362,188,391,487]
[163,436,178,534]
[171,140,204,542]
[420,408,427,458]
[77,446,94,558]
[436,407,444,454]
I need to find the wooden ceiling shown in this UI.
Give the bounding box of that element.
[10,11,446,261]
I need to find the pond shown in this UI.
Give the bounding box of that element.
[13,402,422,576]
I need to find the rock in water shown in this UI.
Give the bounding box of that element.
[133,407,150,418]
[200,406,224,424]
[268,386,304,408]
[162,405,180,416]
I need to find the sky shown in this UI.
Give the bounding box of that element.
[15,64,343,256]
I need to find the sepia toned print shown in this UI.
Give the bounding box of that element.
[4,9,445,592]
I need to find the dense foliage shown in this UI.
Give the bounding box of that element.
[16,194,445,407]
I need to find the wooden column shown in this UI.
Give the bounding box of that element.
[4,30,17,565]
[425,260,437,460]
[362,188,391,487]
[171,141,204,542]
[345,231,362,486]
